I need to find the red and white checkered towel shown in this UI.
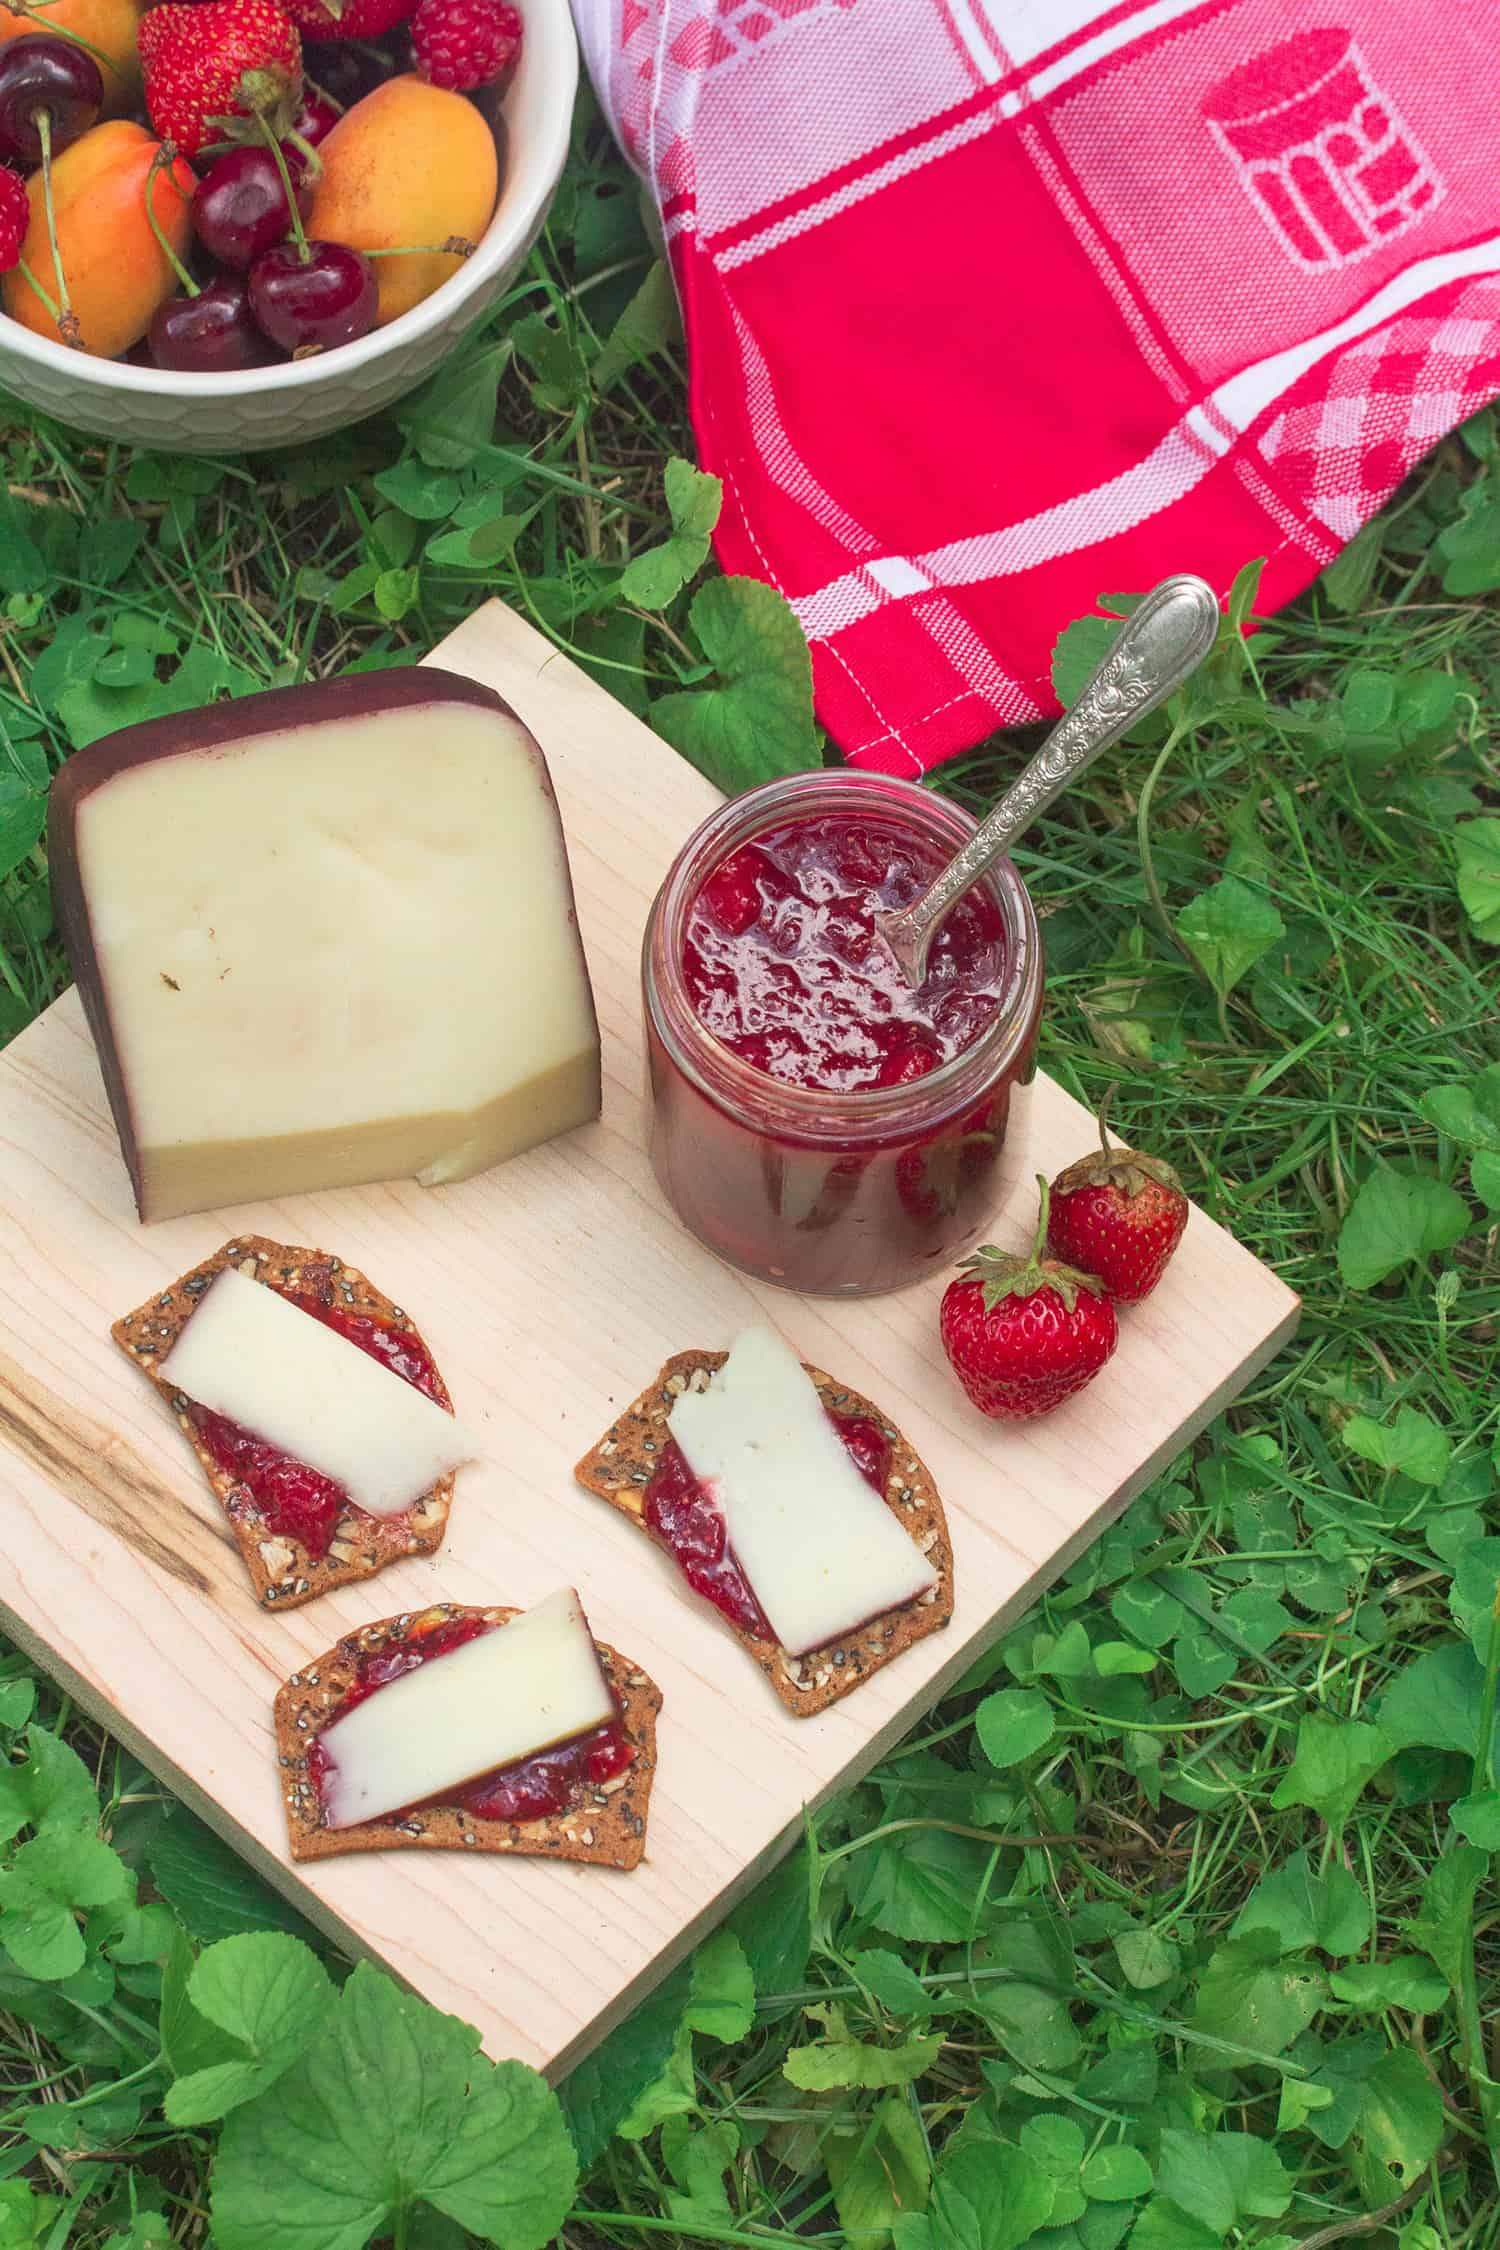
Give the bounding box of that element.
[573,0,1500,773]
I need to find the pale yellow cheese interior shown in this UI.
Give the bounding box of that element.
[159,1269,474,1519]
[76,697,600,1220]
[669,1326,939,1655]
[318,1589,615,1830]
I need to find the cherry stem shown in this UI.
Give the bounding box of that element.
[35,108,79,343]
[0,0,113,72]
[254,111,309,261]
[14,253,60,323]
[364,238,476,259]
[143,141,198,297]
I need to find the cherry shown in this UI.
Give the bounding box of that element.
[0,37,102,165]
[248,239,377,352]
[149,274,277,372]
[194,147,312,270]
[290,86,340,149]
[873,1026,943,1086]
[303,40,388,110]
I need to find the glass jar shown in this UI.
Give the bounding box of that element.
[642,770,1043,1297]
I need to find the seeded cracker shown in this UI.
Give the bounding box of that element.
[575,1351,953,1717]
[113,1236,456,1610]
[275,1605,661,1869]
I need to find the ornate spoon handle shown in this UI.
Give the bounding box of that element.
[877,573,1221,987]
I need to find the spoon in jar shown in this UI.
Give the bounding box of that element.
[875,573,1221,988]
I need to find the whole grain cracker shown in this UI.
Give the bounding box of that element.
[275,1603,660,1869]
[575,1350,953,1716]
[113,1236,456,1611]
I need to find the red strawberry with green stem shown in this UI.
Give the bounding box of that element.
[939,1177,1118,1420]
[1046,1110,1188,1304]
[139,0,303,160]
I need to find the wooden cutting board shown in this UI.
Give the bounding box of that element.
[0,601,1298,2078]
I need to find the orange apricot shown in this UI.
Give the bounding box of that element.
[305,75,498,328]
[1,121,195,358]
[0,0,147,116]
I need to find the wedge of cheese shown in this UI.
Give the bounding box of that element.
[49,670,601,1222]
[317,1589,615,1829]
[158,1267,474,1518]
[668,1326,939,1656]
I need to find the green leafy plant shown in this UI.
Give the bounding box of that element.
[0,88,1496,2250]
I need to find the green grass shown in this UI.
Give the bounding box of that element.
[0,89,1498,2250]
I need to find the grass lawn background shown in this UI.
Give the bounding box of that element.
[0,94,1496,2250]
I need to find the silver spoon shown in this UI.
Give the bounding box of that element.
[876,573,1221,987]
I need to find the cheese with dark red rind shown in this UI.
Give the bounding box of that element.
[49,669,601,1222]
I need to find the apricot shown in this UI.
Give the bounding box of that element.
[1,121,195,358]
[305,76,497,328]
[0,0,147,117]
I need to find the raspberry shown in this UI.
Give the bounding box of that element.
[0,168,28,276]
[281,0,410,34]
[411,0,522,90]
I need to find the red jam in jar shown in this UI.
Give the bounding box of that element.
[685,815,1007,1090]
[308,1611,635,1828]
[644,773,1042,1295]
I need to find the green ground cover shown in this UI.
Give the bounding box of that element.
[0,93,1496,2250]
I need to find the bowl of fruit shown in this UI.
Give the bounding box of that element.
[0,0,576,452]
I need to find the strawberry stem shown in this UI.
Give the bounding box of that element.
[1097,1084,1118,1163]
[143,142,199,298]
[1031,1174,1051,1263]
[282,125,322,185]
[254,112,309,262]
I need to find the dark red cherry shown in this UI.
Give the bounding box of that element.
[0,37,103,165]
[247,239,377,353]
[302,40,386,110]
[149,275,278,372]
[193,147,312,270]
[290,87,340,149]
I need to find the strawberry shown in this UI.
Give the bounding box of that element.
[411,0,523,90]
[139,0,303,160]
[280,0,411,39]
[0,168,27,274]
[939,1179,1117,1420]
[1046,1121,1188,1303]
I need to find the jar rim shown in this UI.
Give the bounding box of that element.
[643,770,1042,1147]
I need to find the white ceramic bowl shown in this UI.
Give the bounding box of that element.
[0,1,578,454]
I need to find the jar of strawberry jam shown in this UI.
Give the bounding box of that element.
[643,772,1043,1296]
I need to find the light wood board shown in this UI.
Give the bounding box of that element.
[0,601,1299,2078]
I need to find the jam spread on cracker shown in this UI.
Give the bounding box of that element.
[308,1611,634,1828]
[191,1287,441,1560]
[642,1408,890,1642]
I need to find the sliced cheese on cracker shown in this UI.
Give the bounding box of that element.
[316,1588,615,1830]
[668,1326,939,1657]
[158,1266,474,1519]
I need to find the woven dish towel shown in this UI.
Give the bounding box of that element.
[572,0,1500,773]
